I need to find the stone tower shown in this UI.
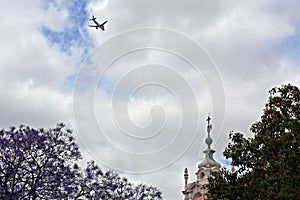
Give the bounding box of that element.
[182,115,221,200]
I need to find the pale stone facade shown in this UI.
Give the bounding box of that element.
[182,116,221,200]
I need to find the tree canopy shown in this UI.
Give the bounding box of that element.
[208,84,300,200]
[0,123,162,200]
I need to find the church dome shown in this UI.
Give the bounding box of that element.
[198,155,221,169]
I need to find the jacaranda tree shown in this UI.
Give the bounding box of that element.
[75,161,162,200]
[208,84,300,200]
[0,123,162,199]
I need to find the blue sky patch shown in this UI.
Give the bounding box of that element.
[41,0,94,60]
[278,19,300,65]
[40,0,98,91]
[219,158,232,168]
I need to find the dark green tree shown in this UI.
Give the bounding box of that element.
[208,84,300,200]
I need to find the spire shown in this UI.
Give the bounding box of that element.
[198,114,221,169]
[205,114,213,149]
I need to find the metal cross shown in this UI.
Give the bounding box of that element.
[206,114,211,125]
[206,114,212,133]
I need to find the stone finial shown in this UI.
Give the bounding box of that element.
[184,168,189,189]
[231,166,235,173]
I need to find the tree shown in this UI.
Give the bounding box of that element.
[75,161,162,200]
[0,123,162,199]
[0,123,81,199]
[208,84,300,200]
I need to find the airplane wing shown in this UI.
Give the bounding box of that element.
[99,21,107,31]
[88,25,97,27]
[101,20,108,26]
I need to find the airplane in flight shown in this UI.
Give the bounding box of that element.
[88,15,107,31]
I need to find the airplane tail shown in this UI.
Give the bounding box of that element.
[90,15,96,20]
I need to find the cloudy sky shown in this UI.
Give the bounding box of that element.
[1,0,300,199]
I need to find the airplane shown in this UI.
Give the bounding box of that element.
[88,15,107,31]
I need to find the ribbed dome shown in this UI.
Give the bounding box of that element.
[198,149,221,169]
[198,157,221,168]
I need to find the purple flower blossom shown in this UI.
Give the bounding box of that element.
[0,123,163,199]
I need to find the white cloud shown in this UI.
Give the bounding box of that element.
[0,0,77,129]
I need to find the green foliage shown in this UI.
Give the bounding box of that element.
[208,84,300,200]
